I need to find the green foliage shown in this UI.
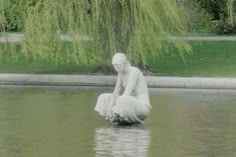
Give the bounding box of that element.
[178,1,213,33]
[0,0,32,31]
[227,0,235,26]
[0,0,191,67]
[190,0,236,34]
[213,0,236,34]
[0,42,23,63]
[89,0,192,66]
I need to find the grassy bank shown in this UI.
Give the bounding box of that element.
[148,41,236,77]
[0,63,95,74]
[0,41,236,77]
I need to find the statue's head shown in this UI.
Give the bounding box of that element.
[112,53,130,73]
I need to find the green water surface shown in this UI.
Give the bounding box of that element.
[0,87,235,157]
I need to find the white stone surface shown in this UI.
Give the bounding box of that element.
[2,34,236,42]
[0,74,236,89]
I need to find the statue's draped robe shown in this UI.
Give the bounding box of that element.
[95,66,151,124]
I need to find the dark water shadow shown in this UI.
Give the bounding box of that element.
[94,125,151,157]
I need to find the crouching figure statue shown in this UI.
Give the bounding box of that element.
[94,53,152,125]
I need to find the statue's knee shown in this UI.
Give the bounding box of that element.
[117,95,129,104]
[98,93,112,101]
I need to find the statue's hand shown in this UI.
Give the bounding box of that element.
[105,100,115,120]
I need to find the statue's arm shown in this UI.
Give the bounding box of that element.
[113,76,122,95]
[123,69,138,95]
[111,76,122,104]
[106,77,122,118]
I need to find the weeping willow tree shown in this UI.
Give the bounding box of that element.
[90,0,191,67]
[0,0,191,68]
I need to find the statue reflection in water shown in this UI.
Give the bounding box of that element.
[95,53,152,125]
[94,126,150,157]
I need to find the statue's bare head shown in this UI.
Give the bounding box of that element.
[112,53,130,73]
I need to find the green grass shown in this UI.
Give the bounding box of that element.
[0,41,236,77]
[148,41,236,77]
[0,42,96,74]
[0,63,95,74]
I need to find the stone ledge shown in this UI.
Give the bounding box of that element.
[0,74,236,89]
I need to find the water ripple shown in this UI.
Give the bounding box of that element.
[94,125,150,157]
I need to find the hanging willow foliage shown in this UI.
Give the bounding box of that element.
[89,0,192,66]
[1,0,192,67]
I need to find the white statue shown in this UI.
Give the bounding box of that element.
[94,53,151,124]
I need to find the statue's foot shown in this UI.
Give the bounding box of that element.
[111,113,120,122]
[117,121,132,126]
[111,114,143,126]
[115,116,131,126]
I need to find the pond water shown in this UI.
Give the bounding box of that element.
[0,86,236,157]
